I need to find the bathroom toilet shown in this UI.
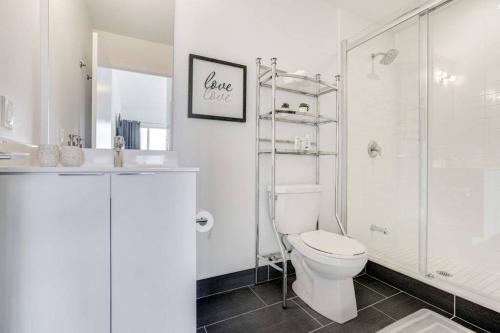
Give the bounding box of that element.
[268,184,367,324]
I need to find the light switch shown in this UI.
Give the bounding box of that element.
[0,96,14,130]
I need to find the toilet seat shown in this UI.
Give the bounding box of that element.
[287,230,366,263]
[301,230,365,256]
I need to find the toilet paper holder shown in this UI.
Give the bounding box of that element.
[196,217,208,226]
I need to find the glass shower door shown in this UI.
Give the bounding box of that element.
[427,0,500,301]
[346,16,422,273]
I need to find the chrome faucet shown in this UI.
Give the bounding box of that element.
[114,136,125,167]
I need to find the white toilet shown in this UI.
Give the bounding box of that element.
[268,184,367,324]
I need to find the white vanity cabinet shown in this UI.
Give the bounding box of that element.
[0,169,197,333]
[0,173,111,333]
[111,172,196,333]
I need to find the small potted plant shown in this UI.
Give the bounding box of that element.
[281,102,290,109]
[298,103,309,113]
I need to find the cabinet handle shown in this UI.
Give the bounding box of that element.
[115,172,155,176]
[58,173,105,176]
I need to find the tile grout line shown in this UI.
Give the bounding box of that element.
[308,322,333,333]
[453,295,456,317]
[396,290,452,316]
[197,284,254,300]
[202,303,270,329]
[365,273,492,332]
[365,273,454,316]
[358,291,401,312]
[307,303,394,333]
[290,299,325,328]
[203,296,298,329]
[363,273,404,293]
[353,279,390,298]
[371,304,398,322]
[450,315,490,333]
[248,285,268,306]
[203,326,208,333]
[307,322,328,333]
[197,273,296,300]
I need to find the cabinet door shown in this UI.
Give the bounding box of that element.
[111,172,196,333]
[0,173,111,333]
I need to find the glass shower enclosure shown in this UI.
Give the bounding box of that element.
[342,0,500,310]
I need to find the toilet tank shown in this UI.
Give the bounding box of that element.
[267,184,322,235]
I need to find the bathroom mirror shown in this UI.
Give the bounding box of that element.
[48,0,175,150]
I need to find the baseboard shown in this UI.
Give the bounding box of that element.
[197,260,294,298]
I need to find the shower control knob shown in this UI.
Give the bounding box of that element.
[367,141,382,158]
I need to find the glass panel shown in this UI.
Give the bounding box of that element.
[346,16,421,273]
[428,0,500,300]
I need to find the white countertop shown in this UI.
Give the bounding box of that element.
[0,147,198,173]
[0,166,199,173]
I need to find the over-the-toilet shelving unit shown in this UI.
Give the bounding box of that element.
[255,57,345,309]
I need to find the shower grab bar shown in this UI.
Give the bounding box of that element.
[370,224,388,235]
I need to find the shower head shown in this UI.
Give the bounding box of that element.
[372,49,399,65]
[381,49,399,65]
[368,48,399,80]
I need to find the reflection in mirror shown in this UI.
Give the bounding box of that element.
[49,0,174,150]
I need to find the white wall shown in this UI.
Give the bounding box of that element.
[97,31,174,77]
[49,0,93,146]
[173,0,339,279]
[0,0,40,144]
[111,70,168,126]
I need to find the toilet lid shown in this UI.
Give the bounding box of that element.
[300,230,366,256]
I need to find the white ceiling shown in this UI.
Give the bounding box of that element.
[335,0,431,23]
[85,0,175,45]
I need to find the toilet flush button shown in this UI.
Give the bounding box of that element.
[0,96,14,130]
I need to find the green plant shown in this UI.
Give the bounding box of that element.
[299,103,309,108]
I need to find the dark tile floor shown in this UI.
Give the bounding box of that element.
[197,273,488,333]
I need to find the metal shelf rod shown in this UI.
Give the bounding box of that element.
[259,138,317,146]
[254,58,261,285]
[254,57,341,310]
[260,83,336,98]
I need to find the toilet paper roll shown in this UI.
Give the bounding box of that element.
[196,210,214,233]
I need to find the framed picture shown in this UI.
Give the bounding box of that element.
[188,54,247,122]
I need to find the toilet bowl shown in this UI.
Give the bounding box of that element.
[288,231,367,323]
[267,184,367,324]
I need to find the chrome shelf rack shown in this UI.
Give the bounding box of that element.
[255,57,345,309]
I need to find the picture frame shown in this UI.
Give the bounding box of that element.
[188,54,247,122]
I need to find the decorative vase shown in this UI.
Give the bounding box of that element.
[60,146,84,167]
[38,144,60,167]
